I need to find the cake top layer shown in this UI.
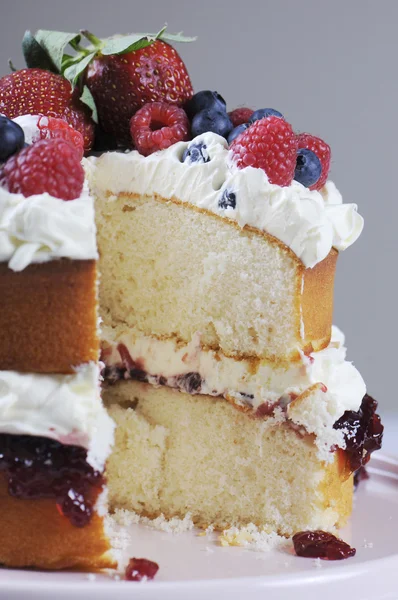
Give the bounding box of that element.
[89,132,363,268]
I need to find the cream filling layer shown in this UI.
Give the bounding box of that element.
[102,325,365,460]
[87,132,363,268]
[0,363,115,471]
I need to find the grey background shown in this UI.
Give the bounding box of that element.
[1,0,397,415]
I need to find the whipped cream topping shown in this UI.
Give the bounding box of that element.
[88,133,364,268]
[102,324,365,460]
[0,364,115,470]
[0,184,98,271]
[0,114,98,271]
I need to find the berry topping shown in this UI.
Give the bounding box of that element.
[36,116,84,159]
[130,101,190,156]
[0,138,84,200]
[228,107,254,128]
[293,531,356,560]
[294,148,322,188]
[191,109,233,139]
[125,557,159,582]
[219,189,236,209]
[0,434,104,528]
[182,141,210,164]
[249,108,284,123]
[296,133,331,190]
[334,394,383,476]
[0,116,25,162]
[230,116,298,186]
[0,68,94,151]
[184,90,226,120]
[227,123,249,145]
[86,39,193,144]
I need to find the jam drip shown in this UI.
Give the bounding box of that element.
[125,557,159,581]
[293,530,356,560]
[0,434,104,528]
[333,394,383,477]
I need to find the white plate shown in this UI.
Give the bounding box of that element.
[0,453,397,600]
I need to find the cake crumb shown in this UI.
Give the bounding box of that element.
[86,573,97,581]
[219,523,290,552]
[313,558,322,568]
[109,508,194,533]
[363,539,374,549]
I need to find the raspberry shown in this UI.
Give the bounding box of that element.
[296,133,331,190]
[37,116,84,159]
[228,107,254,127]
[130,101,190,156]
[0,138,84,201]
[230,116,298,186]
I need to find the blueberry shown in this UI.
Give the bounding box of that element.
[219,189,236,210]
[184,90,226,120]
[227,123,249,145]
[0,116,25,162]
[248,108,284,124]
[182,142,210,164]
[191,109,233,139]
[294,148,322,188]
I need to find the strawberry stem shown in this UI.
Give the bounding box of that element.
[80,30,102,49]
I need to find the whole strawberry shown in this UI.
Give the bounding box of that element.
[0,138,84,200]
[86,40,193,144]
[230,116,298,186]
[0,69,94,151]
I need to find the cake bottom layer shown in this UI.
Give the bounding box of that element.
[105,380,353,536]
[0,473,114,570]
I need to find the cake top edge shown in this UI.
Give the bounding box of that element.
[88,132,364,269]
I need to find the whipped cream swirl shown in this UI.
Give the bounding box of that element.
[88,133,364,268]
[0,363,114,470]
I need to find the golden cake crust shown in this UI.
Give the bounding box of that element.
[0,474,114,570]
[0,259,99,374]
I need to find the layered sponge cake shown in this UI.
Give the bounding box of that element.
[0,26,384,571]
[87,132,377,536]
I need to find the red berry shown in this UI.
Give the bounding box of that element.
[230,116,298,186]
[37,116,84,159]
[85,40,193,144]
[0,138,84,201]
[296,133,331,190]
[228,107,254,127]
[0,69,94,151]
[130,101,189,156]
[293,530,356,560]
[125,558,159,581]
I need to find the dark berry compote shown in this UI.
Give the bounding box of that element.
[333,394,383,479]
[293,530,356,560]
[0,434,104,527]
[125,558,159,581]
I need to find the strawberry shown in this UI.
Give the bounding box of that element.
[0,138,84,200]
[230,116,298,187]
[0,69,94,151]
[85,40,193,144]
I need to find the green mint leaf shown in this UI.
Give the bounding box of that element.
[80,85,98,123]
[35,29,81,72]
[63,51,96,87]
[22,30,58,71]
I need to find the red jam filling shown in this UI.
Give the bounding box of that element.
[125,557,159,581]
[0,434,104,527]
[293,530,356,560]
